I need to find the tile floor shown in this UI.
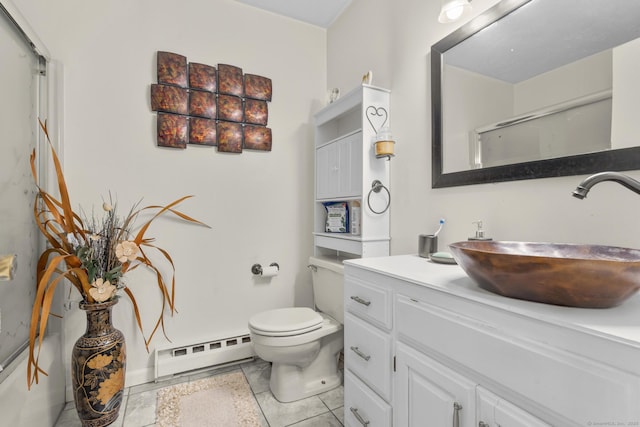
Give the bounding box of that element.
[54,358,344,427]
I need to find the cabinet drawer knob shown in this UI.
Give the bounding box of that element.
[453,402,463,427]
[350,295,371,306]
[350,407,371,426]
[350,346,371,361]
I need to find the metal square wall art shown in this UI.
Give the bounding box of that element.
[151,84,188,115]
[217,94,244,123]
[157,113,188,148]
[244,125,272,151]
[244,98,268,126]
[217,64,244,97]
[150,51,272,154]
[157,51,188,88]
[189,117,217,146]
[244,74,272,101]
[189,90,216,119]
[217,121,243,153]
[189,63,217,92]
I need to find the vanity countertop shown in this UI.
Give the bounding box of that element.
[344,254,640,347]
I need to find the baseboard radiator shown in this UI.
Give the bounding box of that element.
[154,333,255,381]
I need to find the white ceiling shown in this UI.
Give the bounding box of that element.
[235,0,352,28]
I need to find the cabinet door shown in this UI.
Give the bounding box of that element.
[476,387,498,427]
[337,131,362,197]
[395,343,476,427]
[316,131,362,199]
[477,387,552,427]
[316,140,338,199]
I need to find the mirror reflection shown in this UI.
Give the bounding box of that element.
[432,0,640,187]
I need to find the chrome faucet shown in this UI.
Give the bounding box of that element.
[572,171,640,199]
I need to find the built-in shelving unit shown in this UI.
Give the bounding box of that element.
[313,85,391,258]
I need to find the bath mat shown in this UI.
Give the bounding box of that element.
[156,371,262,427]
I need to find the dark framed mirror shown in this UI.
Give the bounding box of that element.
[431,0,640,188]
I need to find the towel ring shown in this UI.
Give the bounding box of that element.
[367,180,390,214]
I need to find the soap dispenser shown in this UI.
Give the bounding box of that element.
[468,220,492,241]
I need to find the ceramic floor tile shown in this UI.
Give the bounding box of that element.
[251,391,271,427]
[128,375,186,395]
[241,356,269,368]
[255,391,329,427]
[317,385,344,410]
[242,358,272,394]
[332,406,344,425]
[287,411,343,426]
[53,406,82,427]
[110,393,128,427]
[122,388,159,427]
[54,395,128,427]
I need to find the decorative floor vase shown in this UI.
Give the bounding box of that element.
[72,297,126,427]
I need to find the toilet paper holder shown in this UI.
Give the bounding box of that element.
[251,262,279,276]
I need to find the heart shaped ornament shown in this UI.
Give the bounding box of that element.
[366,106,388,134]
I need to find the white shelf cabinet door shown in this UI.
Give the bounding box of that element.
[316,140,338,199]
[395,342,476,427]
[316,131,362,200]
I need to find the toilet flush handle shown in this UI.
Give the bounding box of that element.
[307,264,317,272]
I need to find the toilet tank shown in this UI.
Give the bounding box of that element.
[309,256,344,324]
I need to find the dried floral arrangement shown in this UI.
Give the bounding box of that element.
[28,120,209,388]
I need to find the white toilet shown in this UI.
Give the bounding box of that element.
[248,256,344,402]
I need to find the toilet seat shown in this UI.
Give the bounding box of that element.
[249,307,323,337]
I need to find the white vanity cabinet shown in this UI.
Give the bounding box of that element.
[313,85,390,258]
[343,255,640,427]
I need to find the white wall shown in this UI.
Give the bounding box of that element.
[328,0,640,255]
[13,0,326,393]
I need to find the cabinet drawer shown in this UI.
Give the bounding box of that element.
[345,312,392,400]
[345,275,392,329]
[344,370,391,427]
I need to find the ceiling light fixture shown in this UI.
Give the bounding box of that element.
[438,0,472,23]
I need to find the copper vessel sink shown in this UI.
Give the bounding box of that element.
[448,241,640,308]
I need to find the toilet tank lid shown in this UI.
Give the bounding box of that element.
[308,256,344,274]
